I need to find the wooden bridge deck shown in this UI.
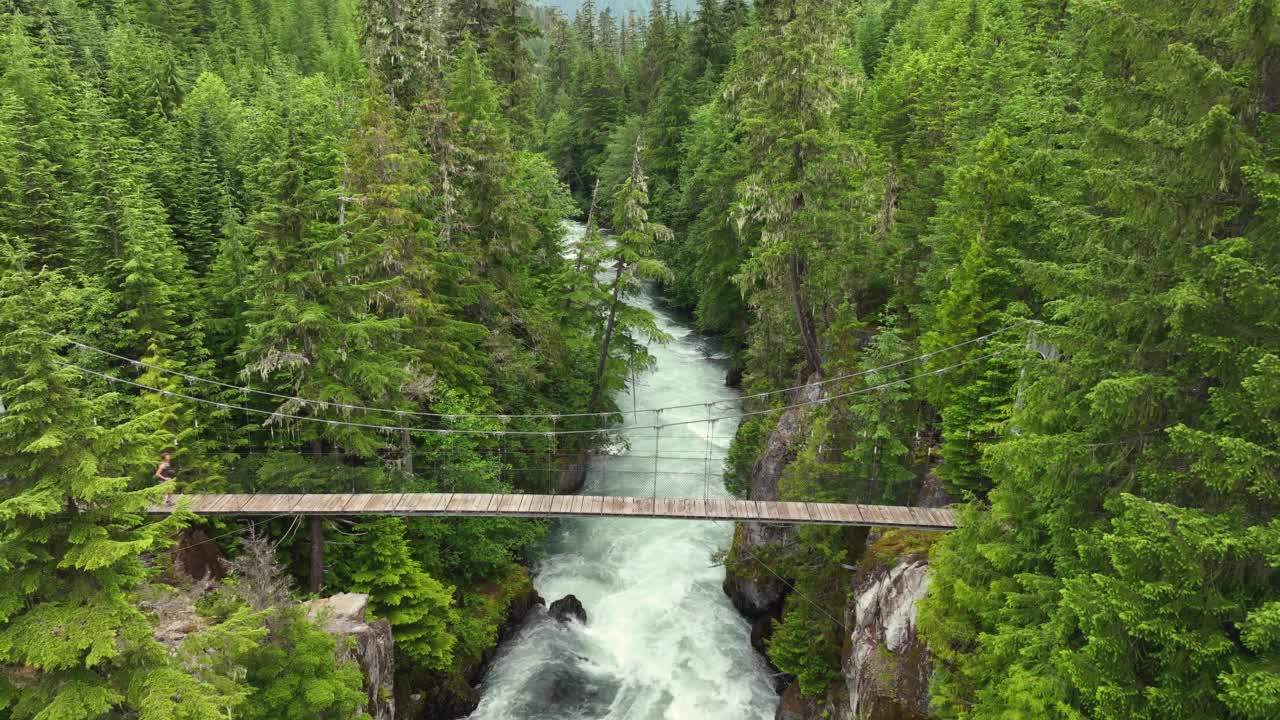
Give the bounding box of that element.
[150,494,956,530]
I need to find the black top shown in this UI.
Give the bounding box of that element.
[158,461,175,480]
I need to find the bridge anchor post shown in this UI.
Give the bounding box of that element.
[309,516,324,594]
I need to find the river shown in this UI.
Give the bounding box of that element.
[467,223,777,720]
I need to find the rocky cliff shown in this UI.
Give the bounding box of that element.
[844,540,934,720]
[305,593,397,720]
[723,380,824,620]
[772,533,937,720]
[722,377,942,719]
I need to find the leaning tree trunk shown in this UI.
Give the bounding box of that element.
[588,263,626,411]
[788,253,823,377]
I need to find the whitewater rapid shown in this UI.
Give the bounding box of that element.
[467,223,777,720]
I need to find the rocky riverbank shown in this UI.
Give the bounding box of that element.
[722,378,946,720]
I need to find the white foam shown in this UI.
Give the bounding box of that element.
[469,224,774,720]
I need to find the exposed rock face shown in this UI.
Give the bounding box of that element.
[556,451,589,493]
[548,594,587,623]
[844,558,933,720]
[305,593,395,720]
[172,528,227,582]
[913,471,953,509]
[726,361,744,388]
[750,379,824,502]
[771,554,934,720]
[723,380,826,617]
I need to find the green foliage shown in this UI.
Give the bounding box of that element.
[766,590,842,698]
[537,0,1280,715]
[0,254,201,717]
[4,0,1279,716]
[239,607,369,720]
[0,0,604,706]
[586,147,673,409]
[343,518,458,670]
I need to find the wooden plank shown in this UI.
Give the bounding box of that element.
[492,494,524,514]
[186,495,221,513]
[678,497,701,517]
[292,494,350,514]
[878,505,904,525]
[808,499,839,520]
[169,494,958,528]
[601,496,627,516]
[341,494,373,513]
[884,506,914,526]
[828,504,865,525]
[893,506,920,526]
[394,494,441,514]
[391,494,427,514]
[778,502,811,523]
[871,505,900,525]
[862,504,888,526]
[902,507,932,528]
[350,493,406,513]
[929,508,956,528]
[752,501,789,522]
[445,494,486,513]
[240,494,300,514]
[205,494,253,513]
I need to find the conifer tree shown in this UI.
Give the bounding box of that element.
[0,252,208,718]
[728,0,864,379]
[486,0,540,131]
[361,0,444,107]
[237,73,411,458]
[0,21,78,264]
[587,147,672,410]
[344,518,458,669]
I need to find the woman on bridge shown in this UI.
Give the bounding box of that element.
[154,451,176,506]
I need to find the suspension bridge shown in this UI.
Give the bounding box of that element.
[147,492,957,529]
[52,329,1003,538]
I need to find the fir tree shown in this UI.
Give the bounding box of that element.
[0,251,212,718]
[587,147,672,410]
[728,0,865,379]
[344,518,458,669]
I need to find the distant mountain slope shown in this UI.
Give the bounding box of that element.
[537,0,697,16]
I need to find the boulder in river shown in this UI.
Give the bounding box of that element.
[548,594,587,623]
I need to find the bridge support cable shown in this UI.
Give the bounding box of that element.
[703,412,718,504]
[47,325,1019,425]
[652,417,662,502]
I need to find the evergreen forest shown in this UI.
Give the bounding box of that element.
[0,1,1277,719]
